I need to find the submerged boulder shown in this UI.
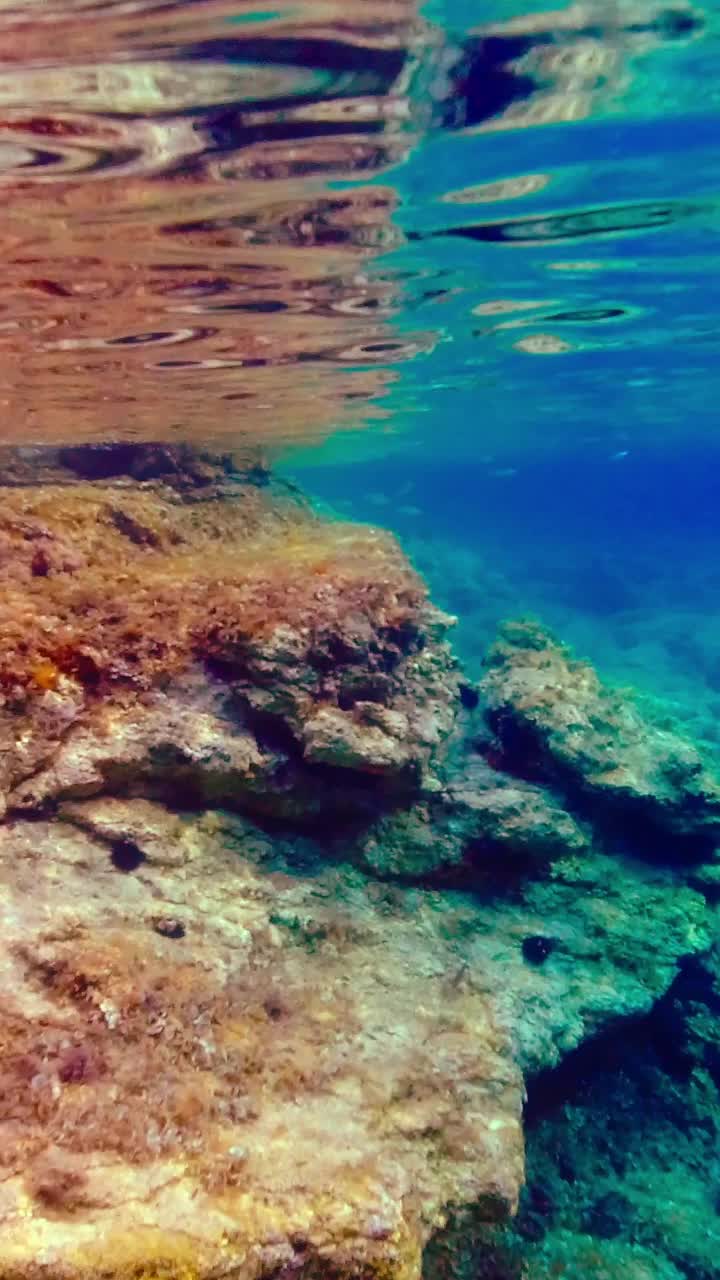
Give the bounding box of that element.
[359,757,590,881]
[0,808,524,1280]
[481,620,720,847]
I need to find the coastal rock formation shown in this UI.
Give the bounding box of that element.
[0,449,717,1279]
[0,447,457,824]
[0,807,524,1280]
[481,619,720,849]
[359,754,590,880]
[424,936,720,1280]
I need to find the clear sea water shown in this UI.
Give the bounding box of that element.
[4,0,720,1272]
[282,0,720,752]
[4,0,717,738]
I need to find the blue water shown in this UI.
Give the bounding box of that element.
[289,450,720,751]
[277,0,720,751]
[4,3,720,1276]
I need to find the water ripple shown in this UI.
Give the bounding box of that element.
[431,199,708,245]
[0,0,715,458]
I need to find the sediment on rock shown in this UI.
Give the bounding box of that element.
[0,446,458,825]
[425,942,720,1280]
[0,809,524,1280]
[481,619,720,853]
[0,447,718,1280]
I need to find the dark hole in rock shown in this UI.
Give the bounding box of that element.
[153,917,186,939]
[110,839,146,872]
[58,444,151,480]
[522,935,557,966]
[459,682,480,710]
[263,997,287,1022]
[385,622,424,656]
[486,712,549,784]
[243,705,302,756]
[308,634,361,673]
[31,547,51,577]
[204,654,254,683]
[337,675,391,709]
[584,801,718,868]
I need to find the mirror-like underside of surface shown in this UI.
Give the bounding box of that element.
[0,0,713,456]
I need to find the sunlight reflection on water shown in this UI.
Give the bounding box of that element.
[0,0,713,460]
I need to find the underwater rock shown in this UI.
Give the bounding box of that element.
[450,755,591,870]
[0,453,718,1278]
[0,791,710,1279]
[471,937,720,1280]
[481,620,720,848]
[0,459,458,823]
[0,809,524,1280]
[359,755,589,880]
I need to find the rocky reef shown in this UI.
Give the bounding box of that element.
[0,445,718,1279]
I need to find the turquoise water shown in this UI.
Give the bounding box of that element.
[281,0,720,749]
[3,3,720,1277]
[282,16,720,1269]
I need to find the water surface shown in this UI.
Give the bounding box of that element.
[3,0,716,463]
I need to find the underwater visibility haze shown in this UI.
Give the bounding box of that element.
[1,2,720,1278]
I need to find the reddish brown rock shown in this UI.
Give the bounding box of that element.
[0,456,459,823]
[0,458,716,1280]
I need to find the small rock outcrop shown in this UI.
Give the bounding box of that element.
[481,619,720,848]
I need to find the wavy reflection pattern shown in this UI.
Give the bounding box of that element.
[0,0,448,450]
[0,0,712,455]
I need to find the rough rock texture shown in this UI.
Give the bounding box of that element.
[425,941,720,1280]
[359,754,590,882]
[481,620,720,848]
[0,450,719,1279]
[0,806,524,1280]
[0,451,457,824]
[0,792,709,1279]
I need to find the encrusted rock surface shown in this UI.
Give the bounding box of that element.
[0,807,524,1280]
[481,619,720,847]
[0,448,457,824]
[0,791,708,1279]
[0,450,718,1279]
[359,754,590,881]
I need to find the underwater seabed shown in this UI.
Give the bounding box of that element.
[0,444,718,1280]
[291,450,720,753]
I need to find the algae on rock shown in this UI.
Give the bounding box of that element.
[0,448,718,1280]
[481,619,720,847]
